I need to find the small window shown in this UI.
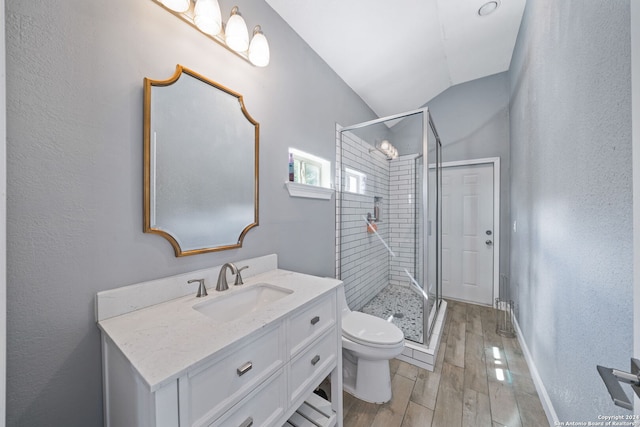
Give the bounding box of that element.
[289,148,331,188]
[345,168,367,194]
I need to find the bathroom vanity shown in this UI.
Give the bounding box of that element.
[96,255,343,427]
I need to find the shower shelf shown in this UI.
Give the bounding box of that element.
[285,182,334,200]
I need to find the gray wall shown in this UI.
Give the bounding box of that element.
[509,0,632,422]
[379,75,510,343]
[5,0,377,425]
[398,73,512,282]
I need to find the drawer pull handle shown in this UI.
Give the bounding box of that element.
[311,355,321,366]
[310,316,320,325]
[237,361,253,376]
[239,417,253,427]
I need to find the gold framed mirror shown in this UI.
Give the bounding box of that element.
[143,65,259,256]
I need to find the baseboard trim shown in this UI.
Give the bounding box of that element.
[512,315,560,425]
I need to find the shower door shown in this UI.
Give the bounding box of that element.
[424,113,443,341]
[337,108,442,346]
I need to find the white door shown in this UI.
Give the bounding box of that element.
[441,163,494,305]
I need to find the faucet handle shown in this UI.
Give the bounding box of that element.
[188,278,208,298]
[234,266,249,286]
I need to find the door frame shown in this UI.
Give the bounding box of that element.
[631,0,639,413]
[440,157,501,305]
[0,0,7,427]
[1,0,6,424]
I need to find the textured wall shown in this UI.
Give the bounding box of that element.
[509,0,632,422]
[5,0,377,425]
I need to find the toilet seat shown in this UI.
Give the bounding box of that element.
[342,312,404,348]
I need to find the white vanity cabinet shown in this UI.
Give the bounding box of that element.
[185,321,287,426]
[97,259,343,427]
[287,295,337,408]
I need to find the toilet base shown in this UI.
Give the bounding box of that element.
[342,351,393,404]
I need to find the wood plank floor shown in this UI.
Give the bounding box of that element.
[342,300,549,427]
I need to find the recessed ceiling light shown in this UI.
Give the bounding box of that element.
[478,0,500,16]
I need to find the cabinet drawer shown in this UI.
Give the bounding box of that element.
[188,323,285,426]
[289,329,337,404]
[208,370,286,427]
[288,293,336,357]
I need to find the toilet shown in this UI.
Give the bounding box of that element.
[338,286,405,404]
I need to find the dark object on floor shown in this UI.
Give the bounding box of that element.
[313,387,328,400]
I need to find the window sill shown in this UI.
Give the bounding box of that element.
[284,182,334,200]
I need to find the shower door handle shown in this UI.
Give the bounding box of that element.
[485,240,493,246]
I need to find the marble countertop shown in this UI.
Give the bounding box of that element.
[97,268,342,391]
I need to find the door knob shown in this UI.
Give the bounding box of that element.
[485,240,493,246]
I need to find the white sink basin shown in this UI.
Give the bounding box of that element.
[193,283,293,322]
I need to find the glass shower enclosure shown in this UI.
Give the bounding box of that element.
[336,108,442,346]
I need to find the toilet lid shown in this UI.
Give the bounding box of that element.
[342,312,404,346]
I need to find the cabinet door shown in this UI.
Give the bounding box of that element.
[289,329,338,405]
[208,370,286,427]
[187,322,285,426]
[288,294,336,357]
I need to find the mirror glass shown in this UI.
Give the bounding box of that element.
[144,65,259,256]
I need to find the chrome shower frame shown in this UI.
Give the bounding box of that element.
[337,107,443,346]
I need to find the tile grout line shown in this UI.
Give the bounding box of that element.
[479,306,495,427]
[504,335,527,427]
[427,308,448,427]
[398,374,417,427]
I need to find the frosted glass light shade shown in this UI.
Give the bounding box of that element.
[248,28,270,67]
[160,0,190,12]
[225,8,249,52]
[194,0,222,35]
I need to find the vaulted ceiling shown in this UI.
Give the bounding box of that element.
[265,0,526,119]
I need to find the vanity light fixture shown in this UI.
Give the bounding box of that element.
[225,6,249,52]
[152,1,271,67]
[159,0,190,12]
[248,26,270,67]
[370,139,398,160]
[194,0,222,36]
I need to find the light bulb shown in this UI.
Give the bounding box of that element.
[380,140,391,151]
[225,6,249,52]
[194,0,222,36]
[159,0,190,13]
[248,26,270,67]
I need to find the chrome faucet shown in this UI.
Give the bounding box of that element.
[188,278,208,298]
[234,266,249,286]
[216,263,237,291]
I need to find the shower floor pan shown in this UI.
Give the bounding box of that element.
[360,283,423,343]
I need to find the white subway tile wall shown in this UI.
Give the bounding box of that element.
[336,130,421,311]
[388,158,418,288]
